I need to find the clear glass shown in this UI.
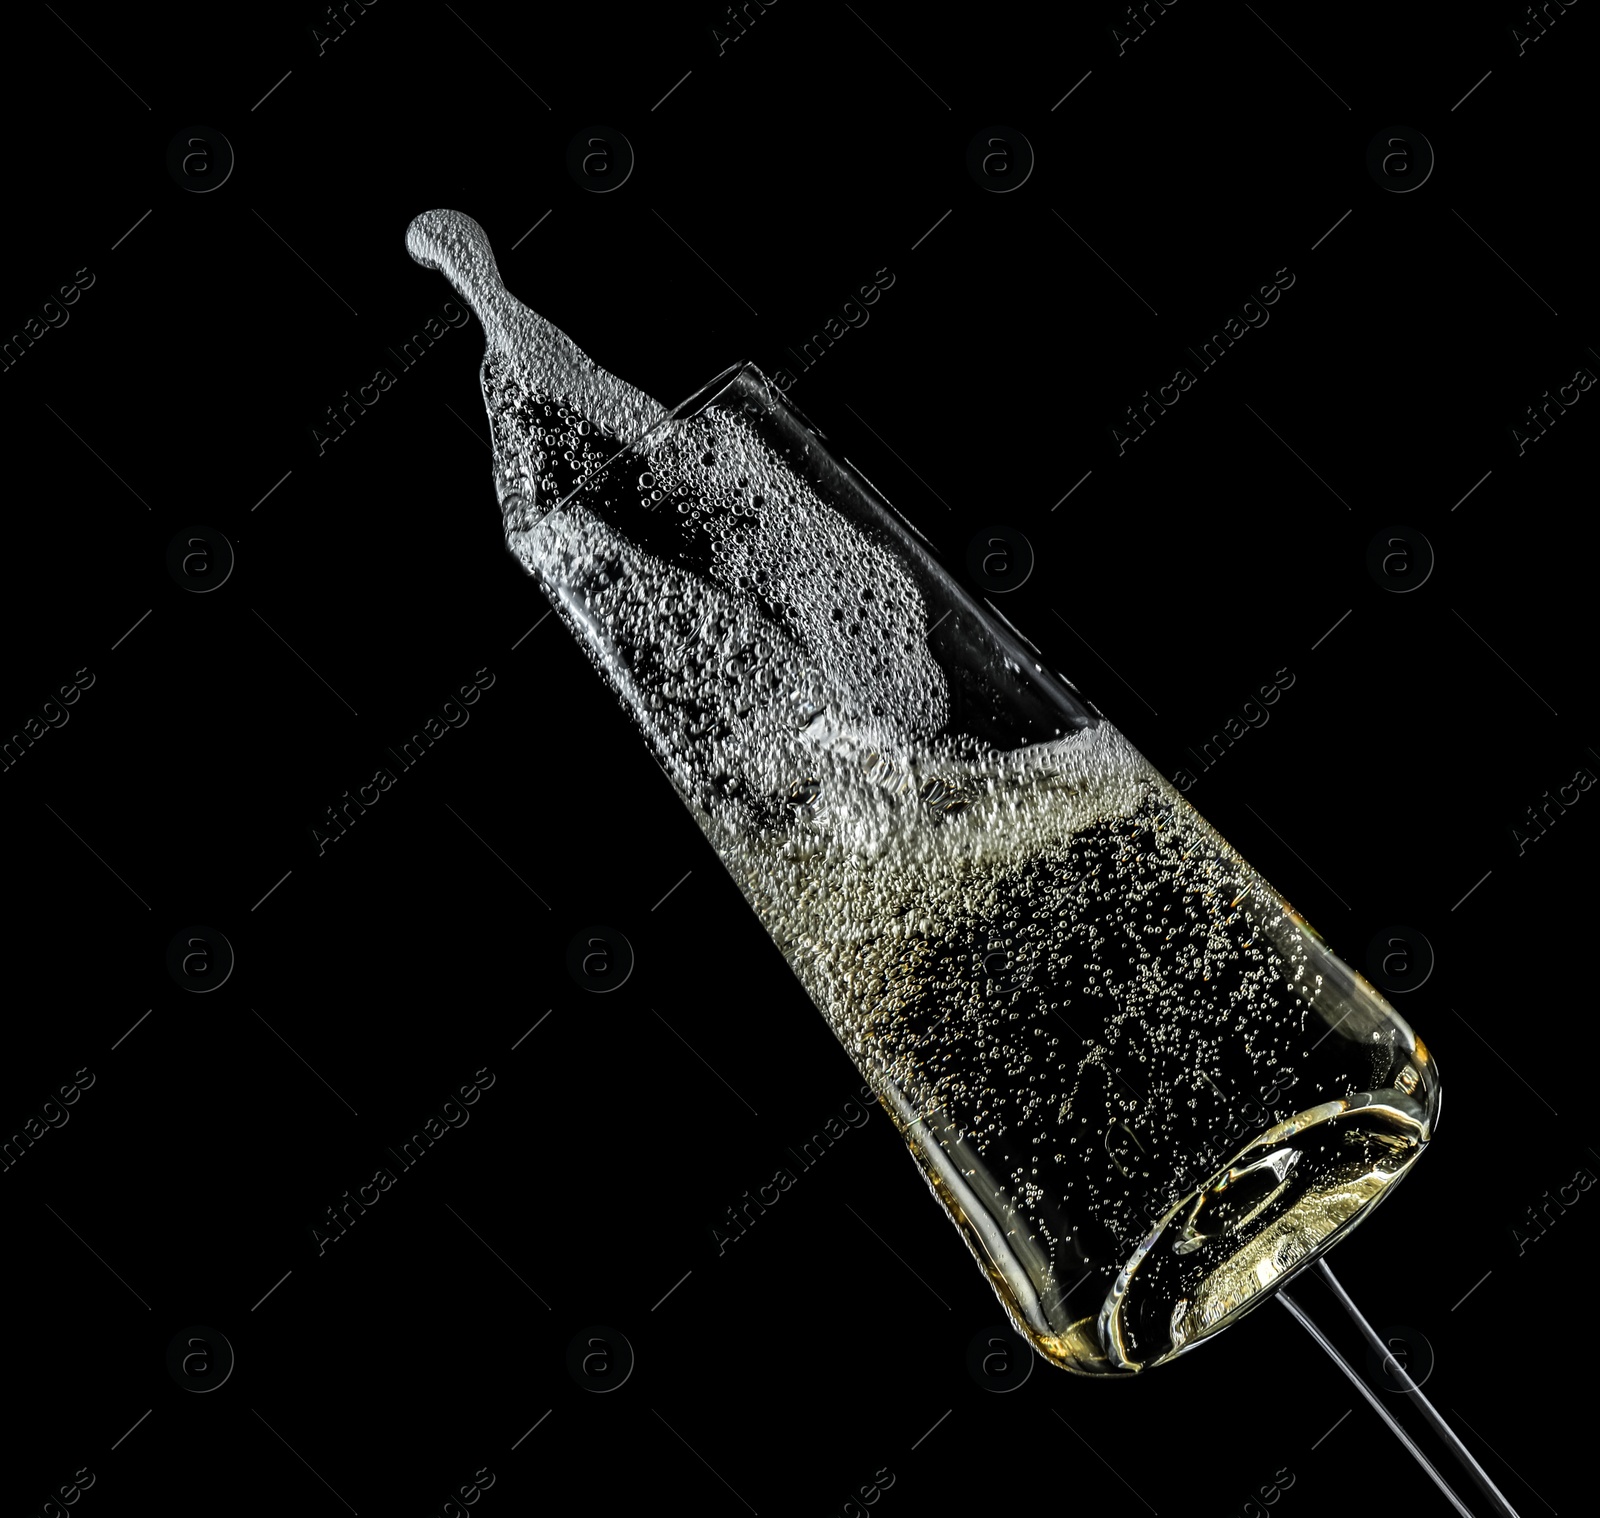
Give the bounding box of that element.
[408,210,1441,1376]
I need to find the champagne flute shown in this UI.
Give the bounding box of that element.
[407,209,1517,1516]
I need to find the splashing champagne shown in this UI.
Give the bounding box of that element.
[407,210,1438,1376]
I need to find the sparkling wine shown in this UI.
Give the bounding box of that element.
[408,209,1440,1375]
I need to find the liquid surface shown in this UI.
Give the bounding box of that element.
[407,210,1439,1372]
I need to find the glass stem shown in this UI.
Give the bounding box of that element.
[1311,1259,1519,1517]
[1275,1290,1472,1516]
[1273,1266,1523,1516]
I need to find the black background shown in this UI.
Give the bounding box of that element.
[1,3,1590,1515]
